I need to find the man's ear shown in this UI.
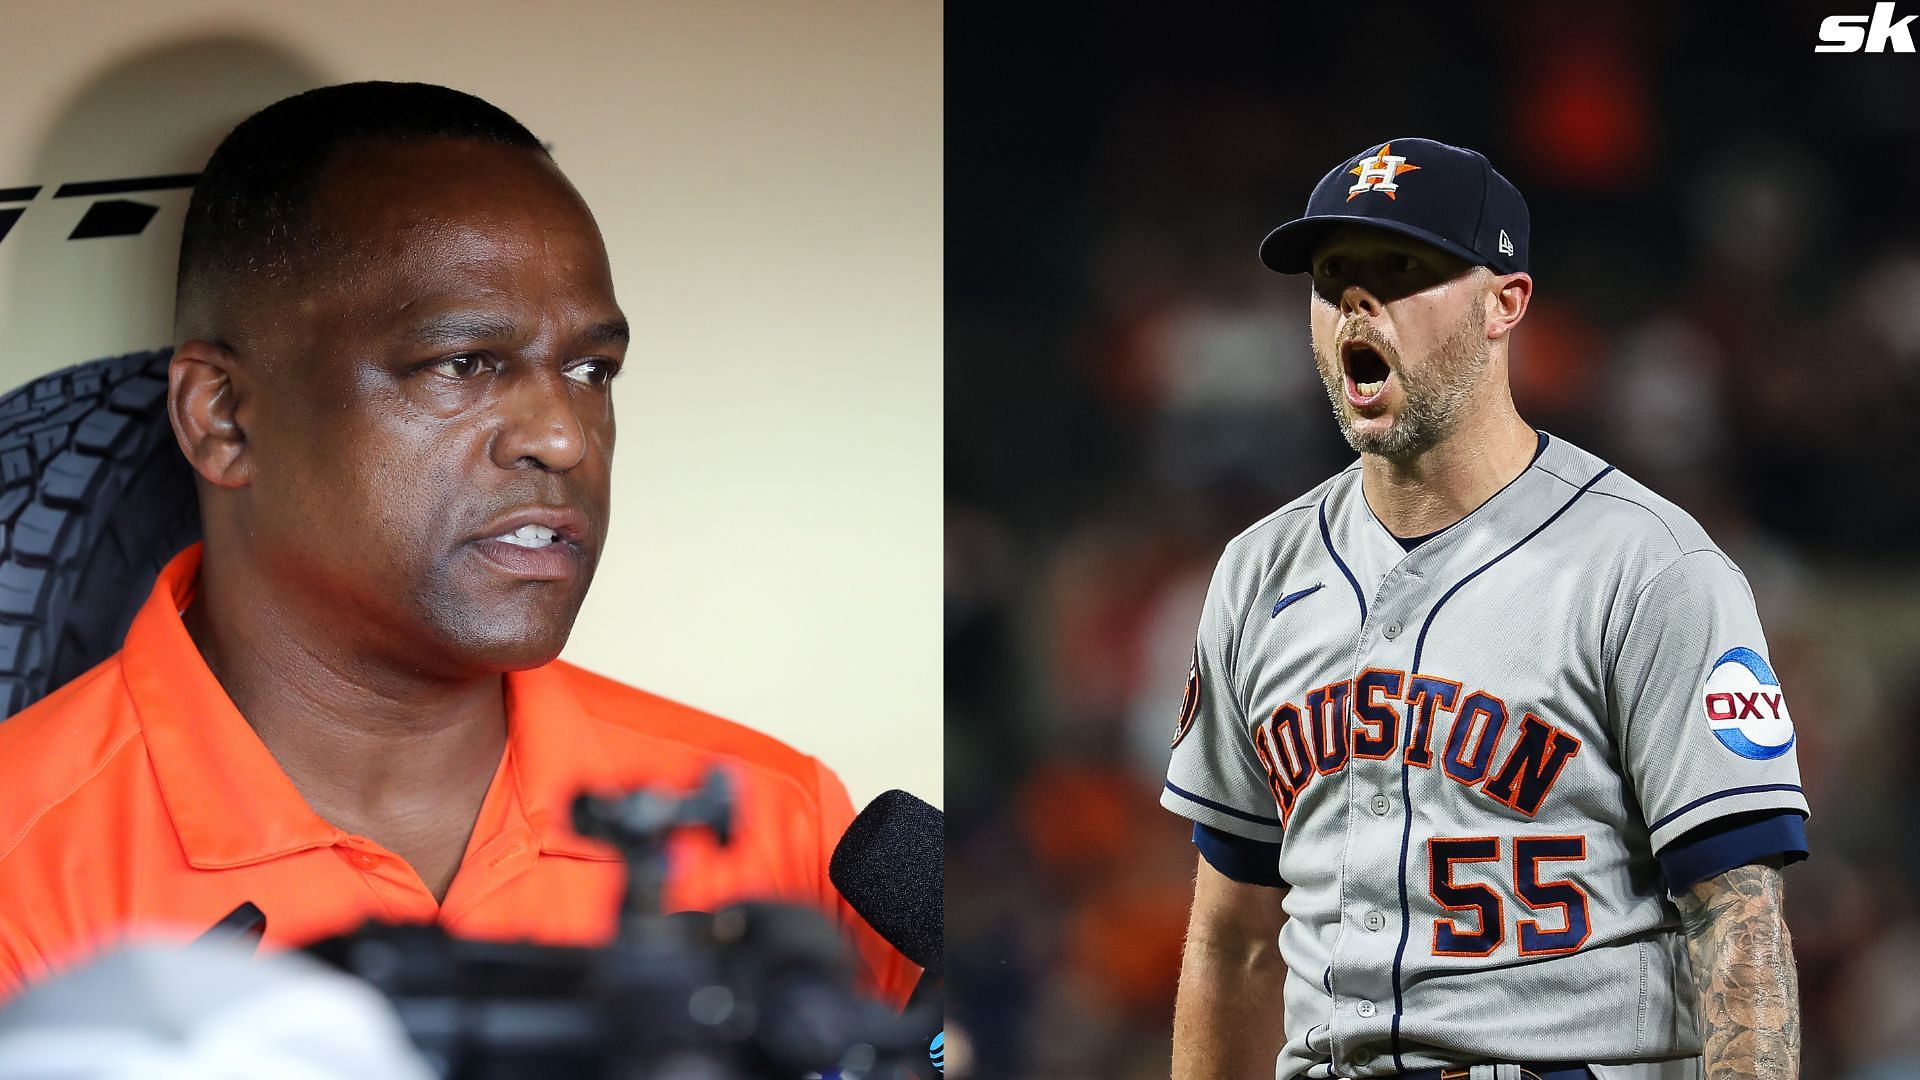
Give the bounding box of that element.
[1485,272,1532,342]
[168,340,252,488]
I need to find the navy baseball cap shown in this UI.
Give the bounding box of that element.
[1259,137,1529,277]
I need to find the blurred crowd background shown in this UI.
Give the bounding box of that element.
[946,5,1920,1077]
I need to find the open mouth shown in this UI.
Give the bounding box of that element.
[1341,340,1393,406]
[493,523,561,549]
[473,531,580,581]
[468,511,588,581]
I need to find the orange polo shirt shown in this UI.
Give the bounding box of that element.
[0,544,917,1003]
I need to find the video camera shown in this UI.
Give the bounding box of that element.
[297,770,937,1080]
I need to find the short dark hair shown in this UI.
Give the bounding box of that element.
[175,81,547,330]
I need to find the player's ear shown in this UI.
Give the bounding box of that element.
[167,339,254,488]
[1485,271,1532,342]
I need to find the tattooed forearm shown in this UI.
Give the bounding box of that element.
[1675,860,1799,1080]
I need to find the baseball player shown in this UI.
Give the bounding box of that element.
[1162,138,1806,1080]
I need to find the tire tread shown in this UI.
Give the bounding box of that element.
[0,350,202,717]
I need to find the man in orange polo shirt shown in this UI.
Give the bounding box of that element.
[0,82,917,1002]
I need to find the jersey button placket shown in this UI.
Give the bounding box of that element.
[1336,575,1416,1067]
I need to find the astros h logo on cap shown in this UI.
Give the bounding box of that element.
[1346,142,1420,201]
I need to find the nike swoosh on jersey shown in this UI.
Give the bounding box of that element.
[1271,583,1325,618]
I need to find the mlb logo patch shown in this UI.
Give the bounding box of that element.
[1702,647,1795,760]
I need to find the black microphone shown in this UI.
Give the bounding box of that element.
[829,789,944,1075]
[828,789,943,978]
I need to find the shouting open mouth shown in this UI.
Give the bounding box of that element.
[1340,337,1395,410]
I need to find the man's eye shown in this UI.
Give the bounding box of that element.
[1319,257,1347,279]
[431,354,490,379]
[566,358,620,386]
[1393,254,1419,272]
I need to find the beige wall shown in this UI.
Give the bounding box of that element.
[0,1,942,807]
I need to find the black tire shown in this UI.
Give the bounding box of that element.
[0,349,202,717]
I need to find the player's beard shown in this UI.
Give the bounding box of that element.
[1318,295,1489,460]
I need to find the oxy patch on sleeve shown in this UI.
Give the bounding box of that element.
[1703,647,1794,761]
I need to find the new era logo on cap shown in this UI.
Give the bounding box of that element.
[1260,137,1530,278]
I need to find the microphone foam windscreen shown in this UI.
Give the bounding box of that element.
[828,789,944,973]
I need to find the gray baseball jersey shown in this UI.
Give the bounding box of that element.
[1162,433,1806,1079]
